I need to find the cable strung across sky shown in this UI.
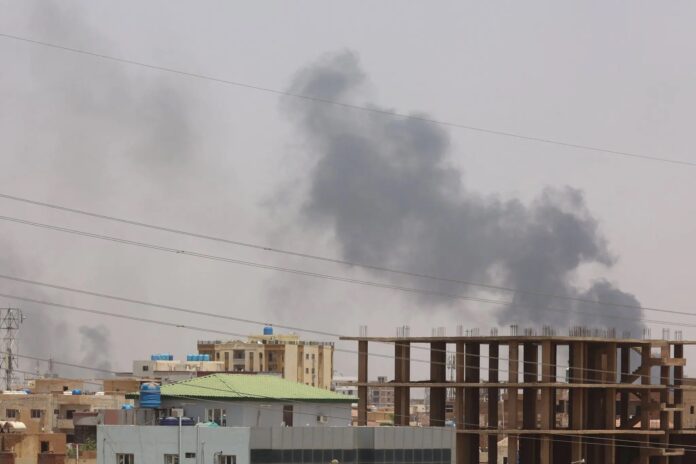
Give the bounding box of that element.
[0,214,694,327]
[0,32,694,167]
[0,191,688,317]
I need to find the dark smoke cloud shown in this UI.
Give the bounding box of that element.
[0,1,201,377]
[79,325,112,373]
[283,51,644,336]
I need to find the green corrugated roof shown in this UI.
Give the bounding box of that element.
[130,374,355,403]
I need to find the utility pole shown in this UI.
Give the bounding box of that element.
[0,308,24,390]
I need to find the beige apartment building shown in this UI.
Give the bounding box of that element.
[0,378,126,440]
[197,329,334,389]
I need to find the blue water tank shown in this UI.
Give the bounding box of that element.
[121,404,134,410]
[72,389,82,395]
[140,382,161,408]
[203,354,210,361]
[263,326,273,335]
[186,354,193,361]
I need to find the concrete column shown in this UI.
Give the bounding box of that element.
[540,341,555,464]
[508,342,519,464]
[619,346,630,428]
[463,342,480,464]
[358,340,368,426]
[394,341,410,426]
[455,341,465,429]
[430,341,447,427]
[521,343,538,464]
[455,341,465,464]
[604,343,617,464]
[674,344,684,430]
[487,343,499,464]
[569,342,585,463]
[641,345,651,431]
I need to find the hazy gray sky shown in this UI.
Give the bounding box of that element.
[1,1,695,379]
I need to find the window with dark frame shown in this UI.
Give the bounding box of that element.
[116,453,134,464]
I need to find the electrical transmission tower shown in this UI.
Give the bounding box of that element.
[0,308,24,390]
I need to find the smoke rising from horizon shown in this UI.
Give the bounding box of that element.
[0,2,201,377]
[283,51,645,335]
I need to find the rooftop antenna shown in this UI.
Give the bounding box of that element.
[0,308,24,390]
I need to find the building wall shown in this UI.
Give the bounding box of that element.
[101,380,140,395]
[30,379,87,394]
[0,393,126,436]
[197,336,334,389]
[132,360,224,378]
[97,426,454,464]
[0,432,66,464]
[159,399,352,427]
[249,426,454,464]
[97,425,250,464]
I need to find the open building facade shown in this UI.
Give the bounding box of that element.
[343,331,696,464]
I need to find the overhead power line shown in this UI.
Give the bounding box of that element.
[0,289,686,385]
[0,192,683,317]
[0,214,691,326]
[0,32,694,168]
[10,351,696,453]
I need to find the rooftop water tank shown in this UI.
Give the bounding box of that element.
[140,382,161,409]
[263,326,273,335]
[121,404,134,410]
[72,389,82,395]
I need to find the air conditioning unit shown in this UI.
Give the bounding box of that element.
[317,415,328,424]
[171,408,184,418]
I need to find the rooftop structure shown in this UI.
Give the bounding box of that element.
[198,328,334,389]
[342,330,696,464]
[129,374,354,428]
[127,353,225,383]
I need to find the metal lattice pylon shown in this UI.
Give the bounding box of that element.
[0,308,24,390]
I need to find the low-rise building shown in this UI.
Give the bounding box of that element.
[128,354,225,384]
[97,425,455,464]
[0,380,127,442]
[332,375,358,398]
[197,328,334,389]
[0,430,66,464]
[128,374,354,427]
[368,376,394,409]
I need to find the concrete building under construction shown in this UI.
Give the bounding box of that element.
[343,328,696,464]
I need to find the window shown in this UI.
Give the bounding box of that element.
[5,409,18,419]
[66,410,75,419]
[53,409,59,416]
[691,406,695,414]
[311,354,315,360]
[282,405,293,426]
[217,456,236,464]
[164,455,179,464]
[305,354,309,360]
[305,368,309,374]
[185,453,196,458]
[40,441,50,453]
[31,409,43,419]
[116,454,134,464]
[142,366,149,372]
[205,408,226,426]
